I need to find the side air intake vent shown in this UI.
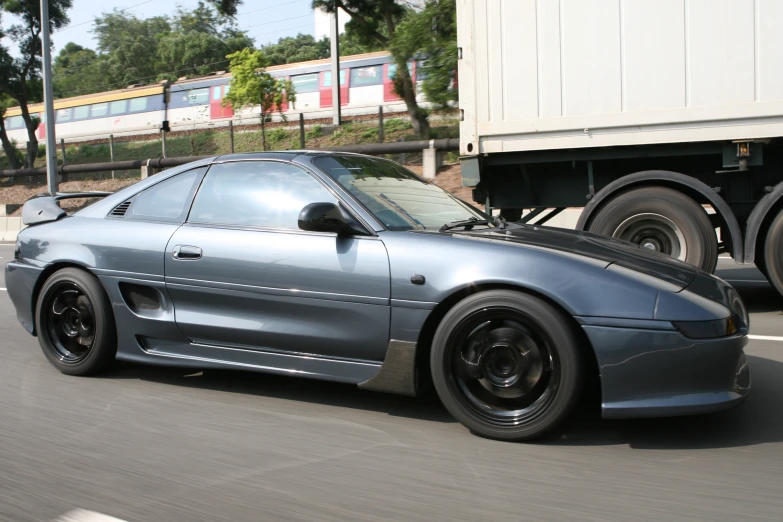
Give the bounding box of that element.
[119,283,162,312]
[110,201,132,217]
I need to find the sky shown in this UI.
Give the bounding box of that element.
[2,0,324,57]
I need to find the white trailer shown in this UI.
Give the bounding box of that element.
[457,0,783,296]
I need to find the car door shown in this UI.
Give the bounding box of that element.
[164,159,391,363]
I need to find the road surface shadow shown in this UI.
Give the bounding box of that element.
[551,355,782,449]
[103,362,457,424]
[104,354,780,449]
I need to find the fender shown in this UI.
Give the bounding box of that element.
[575,170,745,264]
[743,180,783,264]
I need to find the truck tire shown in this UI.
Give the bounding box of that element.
[586,186,718,273]
[762,207,783,297]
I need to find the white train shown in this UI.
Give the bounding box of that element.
[2,51,429,145]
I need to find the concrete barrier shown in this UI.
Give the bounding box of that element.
[0,217,7,242]
[2,217,24,242]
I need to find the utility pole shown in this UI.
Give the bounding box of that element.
[40,0,58,196]
[329,4,341,126]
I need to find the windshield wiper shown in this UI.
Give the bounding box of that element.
[439,217,494,233]
[439,215,508,233]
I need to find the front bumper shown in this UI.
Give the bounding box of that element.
[5,261,43,335]
[583,325,750,419]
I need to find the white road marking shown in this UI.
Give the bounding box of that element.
[55,510,129,522]
[749,335,783,342]
[0,287,6,291]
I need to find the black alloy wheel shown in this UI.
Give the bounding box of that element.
[44,282,96,363]
[431,290,584,441]
[36,268,117,375]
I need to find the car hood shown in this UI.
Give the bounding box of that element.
[451,224,698,289]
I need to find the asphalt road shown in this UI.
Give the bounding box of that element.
[1,244,782,522]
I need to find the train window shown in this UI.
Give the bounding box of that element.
[387,62,413,80]
[110,100,128,115]
[350,66,382,87]
[91,103,109,118]
[323,70,346,88]
[291,73,319,93]
[188,89,210,105]
[212,87,221,101]
[5,116,24,130]
[128,97,148,113]
[416,60,427,80]
[56,109,72,122]
[73,105,90,120]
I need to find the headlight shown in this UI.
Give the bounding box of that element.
[727,287,749,330]
[674,318,737,339]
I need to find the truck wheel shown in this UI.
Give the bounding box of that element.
[587,186,718,273]
[762,207,783,297]
[430,290,584,441]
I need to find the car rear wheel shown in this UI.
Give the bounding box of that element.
[762,207,783,297]
[430,290,584,441]
[35,268,117,375]
[586,186,718,273]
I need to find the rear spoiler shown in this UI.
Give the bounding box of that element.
[22,191,114,226]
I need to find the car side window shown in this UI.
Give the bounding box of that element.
[127,168,204,221]
[188,161,337,230]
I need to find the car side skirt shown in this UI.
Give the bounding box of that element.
[357,340,418,396]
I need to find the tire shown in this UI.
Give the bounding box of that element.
[35,268,117,375]
[430,290,584,441]
[587,186,718,273]
[762,207,783,297]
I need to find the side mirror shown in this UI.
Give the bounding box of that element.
[298,202,365,235]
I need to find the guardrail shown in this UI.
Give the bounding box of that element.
[0,139,460,180]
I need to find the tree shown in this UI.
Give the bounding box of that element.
[52,42,104,97]
[208,0,242,17]
[312,0,430,138]
[392,0,457,108]
[224,49,295,151]
[92,11,171,89]
[262,34,330,66]
[0,13,22,169]
[1,0,72,167]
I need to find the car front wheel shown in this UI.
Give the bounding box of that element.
[431,290,584,441]
[35,268,117,375]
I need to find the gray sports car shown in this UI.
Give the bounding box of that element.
[6,152,750,441]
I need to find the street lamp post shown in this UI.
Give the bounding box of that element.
[330,5,341,126]
[40,0,59,196]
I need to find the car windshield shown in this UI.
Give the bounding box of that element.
[313,155,490,231]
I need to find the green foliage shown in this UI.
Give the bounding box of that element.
[55,2,254,95]
[383,118,412,133]
[393,0,457,108]
[208,0,242,17]
[305,125,323,140]
[268,128,289,143]
[262,33,330,66]
[92,11,172,89]
[224,48,296,150]
[1,0,73,166]
[52,43,104,97]
[312,0,429,137]
[361,127,378,140]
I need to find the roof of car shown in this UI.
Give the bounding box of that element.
[212,151,369,162]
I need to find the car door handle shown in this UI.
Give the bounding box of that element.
[172,245,202,260]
